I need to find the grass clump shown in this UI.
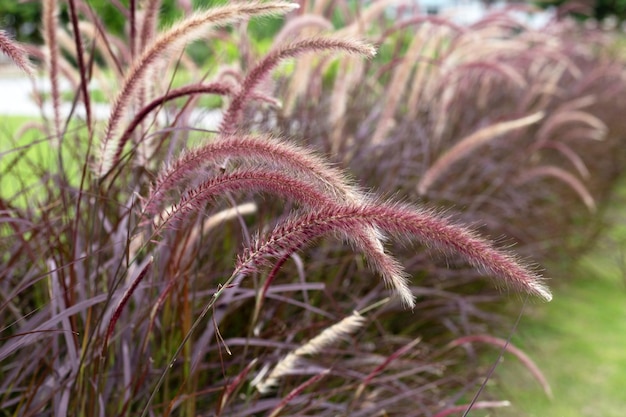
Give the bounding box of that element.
[1,2,626,416]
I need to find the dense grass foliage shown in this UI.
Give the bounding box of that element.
[1,1,626,416]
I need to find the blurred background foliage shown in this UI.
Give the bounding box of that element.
[3,0,623,46]
[0,0,284,45]
[537,0,626,22]
[0,0,286,66]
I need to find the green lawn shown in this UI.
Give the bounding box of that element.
[490,215,626,416]
[0,115,85,206]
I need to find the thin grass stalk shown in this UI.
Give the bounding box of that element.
[76,20,124,78]
[251,254,290,330]
[66,0,93,130]
[216,359,258,416]
[351,338,421,405]
[266,370,330,417]
[449,334,552,398]
[102,82,233,179]
[176,202,257,266]
[102,257,153,355]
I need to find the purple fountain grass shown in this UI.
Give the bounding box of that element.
[256,311,365,394]
[417,112,544,195]
[147,130,416,304]
[103,82,234,177]
[96,0,300,177]
[156,169,339,228]
[153,167,414,305]
[42,0,62,140]
[219,36,376,134]
[14,3,626,415]
[237,201,552,302]
[147,133,363,215]
[0,30,35,77]
[138,0,163,51]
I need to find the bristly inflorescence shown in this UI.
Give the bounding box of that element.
[135,5,552,309]
[219,37,377,135]
[0,30,35,77]
[255,311,366,394]
[150,126,551,306]
[235,201,552,303]
[146,133,363,215]
[148,133,415,306]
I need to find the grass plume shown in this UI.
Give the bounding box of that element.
[0,30,34,77]
[147,133,362,214]
[256,311,365,393]
[42,0,62,140]
[220,36,376,134]
[418,112,545,195]
[237,202,552,302]
[96,0,300,177]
